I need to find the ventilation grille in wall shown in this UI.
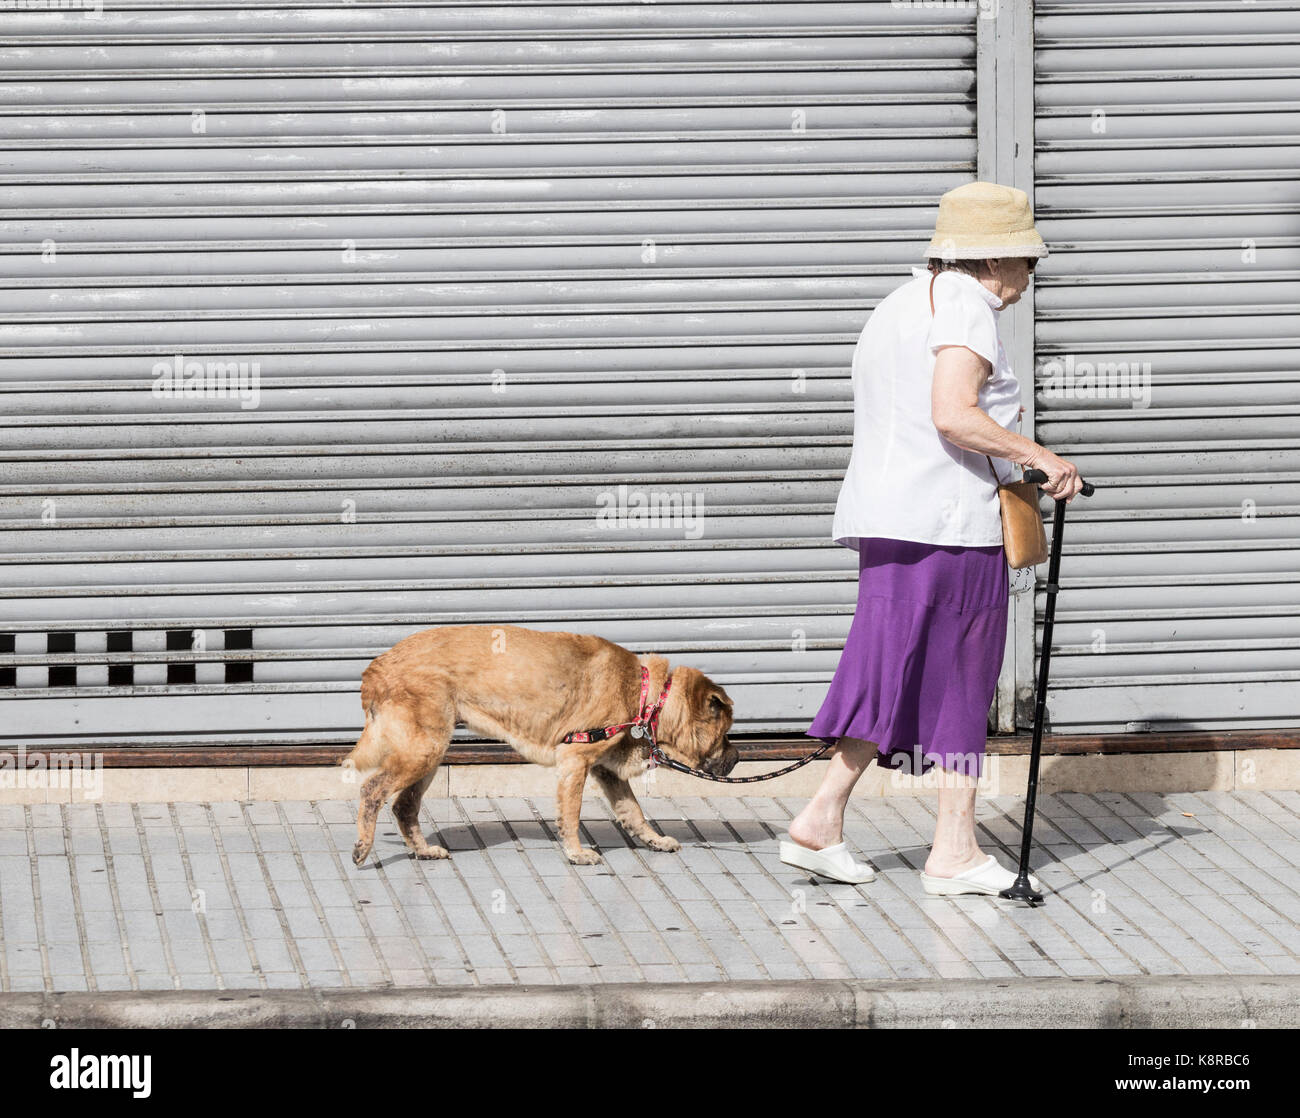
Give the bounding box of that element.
[0,629,255,688]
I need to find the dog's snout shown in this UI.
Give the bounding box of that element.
[708,741,740,777]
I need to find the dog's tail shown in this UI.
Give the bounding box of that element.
[344,659,391,773]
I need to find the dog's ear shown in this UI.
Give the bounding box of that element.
[670,666,702,712]
[707,690,732,720]
[676,670,731,721]
[662,666,704,731]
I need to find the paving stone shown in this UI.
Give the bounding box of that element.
[332,937,383,972]
[536,933,590,969]
[208,938,254,975]
[263,972,305,990]
[93,975,137,992]
[293,938,341,973]
[239,909,287,939]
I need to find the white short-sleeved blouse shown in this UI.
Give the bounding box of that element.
[830,266,1023,550]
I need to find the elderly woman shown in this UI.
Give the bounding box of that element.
[782,182,1084,894]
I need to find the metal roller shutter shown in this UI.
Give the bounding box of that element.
[1033,0,1300,733]
[0,3,979,748]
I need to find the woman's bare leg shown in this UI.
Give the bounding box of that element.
[787,736,877,850]
[923,762,989,876]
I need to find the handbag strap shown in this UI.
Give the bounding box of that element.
[928,271,1005,490]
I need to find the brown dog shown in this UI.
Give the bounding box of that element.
[345,624,738,866]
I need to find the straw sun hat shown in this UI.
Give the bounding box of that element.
[923,181,1048,260]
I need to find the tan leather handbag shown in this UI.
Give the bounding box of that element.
[987,455,1048,568]
[928,270,1047,569]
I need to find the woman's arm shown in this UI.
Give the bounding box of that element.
[930,345,1084,500]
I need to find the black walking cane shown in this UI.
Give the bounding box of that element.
[999,468,1096,905]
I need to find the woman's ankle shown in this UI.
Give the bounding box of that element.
[788,802,843,850]
[923,846,986,876]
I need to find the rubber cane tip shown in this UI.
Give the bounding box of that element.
[998,876,1045,905]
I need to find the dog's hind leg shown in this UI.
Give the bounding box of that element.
[392,771,448,860]
[363,701,453,864]
[353,769,399,866]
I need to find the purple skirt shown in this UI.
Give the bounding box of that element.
[806,537,1008,778]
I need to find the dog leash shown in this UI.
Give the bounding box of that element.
[560,666,833,782]
[647,741,834,784]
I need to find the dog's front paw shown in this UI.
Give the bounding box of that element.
[351,840,372,866]
[645,833,681,853]
[566,847,603,866]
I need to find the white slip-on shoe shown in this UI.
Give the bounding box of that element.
[920,854,1040,897]
[779,836,875,884]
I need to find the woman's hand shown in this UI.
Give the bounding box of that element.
[1023,447,1084,502]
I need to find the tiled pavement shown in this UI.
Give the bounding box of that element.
[1,790,1298,993]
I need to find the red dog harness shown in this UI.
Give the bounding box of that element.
[560,667,672,761]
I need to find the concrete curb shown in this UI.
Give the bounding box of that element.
[1,975,1295,1029]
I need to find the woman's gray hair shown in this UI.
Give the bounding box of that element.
[926,258,988,277]
[927,257,1035,277]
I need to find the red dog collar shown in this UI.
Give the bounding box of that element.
[561,666,672,748]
